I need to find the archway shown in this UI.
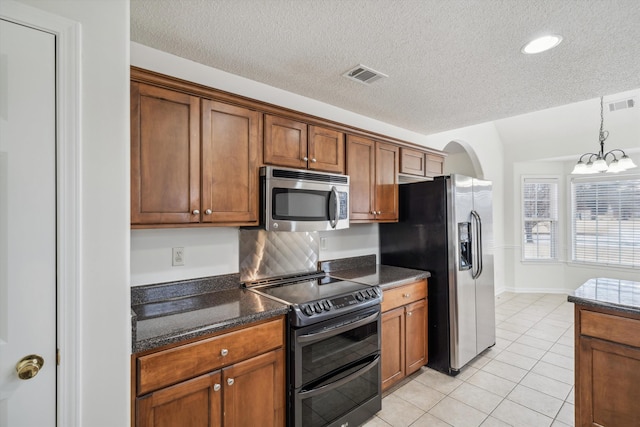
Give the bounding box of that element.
[442,140,485,178]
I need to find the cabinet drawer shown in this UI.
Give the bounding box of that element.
[137,317,284,395]
[580,309,640,348]
[382,280,427,312]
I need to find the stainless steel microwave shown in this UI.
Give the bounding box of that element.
[260,166,349,231]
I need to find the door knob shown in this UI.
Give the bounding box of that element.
[302,157,309,161]
[214,383,221,392]
[205,209,212,215]
[227,378,234,386]
[192,209,200,215]
[16,354,44,380]
[311,158,317,163]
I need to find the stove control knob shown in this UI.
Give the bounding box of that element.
[314,302,323,313]
[302,305,314,316]
[355,292,364,302]
[323,300,331,311]
[368,289,376,298]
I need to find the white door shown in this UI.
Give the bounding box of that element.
[0,18,57,427]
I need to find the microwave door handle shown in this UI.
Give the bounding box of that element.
[329,186,339,228]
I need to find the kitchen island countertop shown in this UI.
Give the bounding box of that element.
[568,277,640,315]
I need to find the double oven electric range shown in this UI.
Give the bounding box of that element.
[247,272,382,427]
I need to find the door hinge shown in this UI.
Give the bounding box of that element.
[57,349,61,365]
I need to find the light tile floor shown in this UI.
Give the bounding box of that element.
[364,292,575,427]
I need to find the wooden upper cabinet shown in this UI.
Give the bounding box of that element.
[401,147,444,178]
[264,115,345,173]
[375,142,399,222]
[347,136,398,222]
[425,153,444,177]
[201,100,261,225]
[131,82,201,225]
[308,125,345,173]
[400,147,426,176]
[264,115,308,169]
[346,135,376,221]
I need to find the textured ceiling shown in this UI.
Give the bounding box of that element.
[130,0,640,136]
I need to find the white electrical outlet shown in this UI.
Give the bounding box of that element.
[320,237,327,250]
[172,247,185,266]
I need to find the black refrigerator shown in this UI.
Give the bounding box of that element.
[380,174,495,375]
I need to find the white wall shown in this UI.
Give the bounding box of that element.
[15,0,131,426]
[444,152,476,176]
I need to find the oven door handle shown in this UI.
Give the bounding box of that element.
[297,311,379,343]
[298,354,380,399]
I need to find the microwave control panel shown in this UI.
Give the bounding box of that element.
[338,192,348,219]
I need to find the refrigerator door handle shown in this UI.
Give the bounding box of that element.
[471,210,483,279]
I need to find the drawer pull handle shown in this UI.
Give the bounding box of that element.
[227,378,234,386]
[220,349,229,357]
[213,383,221,392]
[403,293,410,298]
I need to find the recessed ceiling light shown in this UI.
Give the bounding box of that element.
[521,35,563,54]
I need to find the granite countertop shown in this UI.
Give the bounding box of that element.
[320,255,430,290]
[131,274,289,353]
[568,277,640,316]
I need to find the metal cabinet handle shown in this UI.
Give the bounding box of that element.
[403,293,411,298]
[311,158,317,162]
[205,209,212,215]
[220,349,228,357]
[192,209,200,215]
[302,157,309,161]
[377,211,382,215]
[227,378,234,386]
[370,211,376,215]
[407,311,413,316]
[213,383,221,392]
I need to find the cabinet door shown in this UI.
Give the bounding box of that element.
[425,154,444,177]
[346,135,376,221]
[137,371,222,427]
[201,100,260,225]
[405,299,428,375]
[577,336,640,426]
[264,115,308,169]
[131,82,200,224]
[223,349,285,427]
[308,125,345,173]
[400,147,426,176]
[375,142,399,221]
[381,307,405,391]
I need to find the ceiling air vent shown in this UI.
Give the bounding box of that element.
[607,97,636,112]
[343,64,388,85]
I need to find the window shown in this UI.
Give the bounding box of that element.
[571,176,640,268]
[522,177,559,260]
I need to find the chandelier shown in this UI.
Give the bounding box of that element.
[571,96,637,174]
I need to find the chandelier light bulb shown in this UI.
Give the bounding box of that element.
[592,157,608,172]
[618,155,637,170]
[571,161,589,174]
[607,159,624,173]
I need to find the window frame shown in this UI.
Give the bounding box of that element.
[569,174,640,269]
[520,175,561,262]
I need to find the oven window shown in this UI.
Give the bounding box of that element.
[299,319,378,386]
[300,357,379,427]
[272,188,329,220]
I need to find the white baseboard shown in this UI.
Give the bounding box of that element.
[500,286,574,295]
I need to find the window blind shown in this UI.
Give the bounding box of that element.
[522,177,559,260]
[571,176,640,268]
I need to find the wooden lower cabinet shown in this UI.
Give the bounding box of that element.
[380,280,428,391]
[575,305,640,426]
[133,318,285,427]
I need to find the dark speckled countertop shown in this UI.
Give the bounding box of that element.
[320,254,430,289]
[131,274,289,353]
[568,277,640,316]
